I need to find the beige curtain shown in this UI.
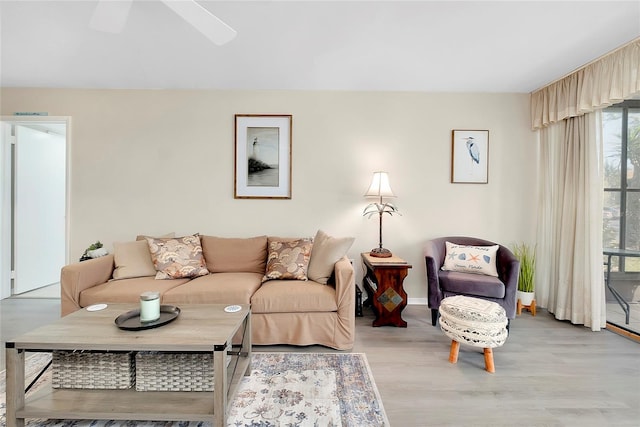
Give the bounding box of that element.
[536,112,606,330]
[531,38,640,130]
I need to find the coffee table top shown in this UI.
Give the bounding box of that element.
[7,303,250,352]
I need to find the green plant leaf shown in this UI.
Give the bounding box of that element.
[513,242,535,293]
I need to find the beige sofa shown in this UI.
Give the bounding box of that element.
[61,234,355,350]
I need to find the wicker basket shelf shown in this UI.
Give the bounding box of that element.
[135,351,232,392]
[51,350,135,390]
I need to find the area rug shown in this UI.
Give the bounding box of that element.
[0,352,388,427]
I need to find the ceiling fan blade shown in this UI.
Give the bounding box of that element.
[161,0,237,46]
[89,0,133,34]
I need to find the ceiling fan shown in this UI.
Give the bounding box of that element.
[90,0,237,46]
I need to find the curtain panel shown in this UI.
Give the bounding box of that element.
[531,39,640,130]
[535,112,606,331]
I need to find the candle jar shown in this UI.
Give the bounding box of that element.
[140,291,160,323]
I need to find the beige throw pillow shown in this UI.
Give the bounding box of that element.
[263,237,313,282]
[146,234,209,280]
[307,230,355,284]
[112,240,157,280]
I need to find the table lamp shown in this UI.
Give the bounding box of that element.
[363,171,400,258]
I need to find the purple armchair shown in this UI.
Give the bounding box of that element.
[424,236,520,326]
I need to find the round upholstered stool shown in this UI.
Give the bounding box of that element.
[439,295,508,373]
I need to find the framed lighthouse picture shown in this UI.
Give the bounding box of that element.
[451,129,489,184]
[234,114,292,199]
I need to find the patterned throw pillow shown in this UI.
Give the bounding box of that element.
[263,237,314,282]
[145,234,209,280]
[441,241,499,277]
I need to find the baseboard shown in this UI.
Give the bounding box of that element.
[606,322,640,343]
[407,298,427,305]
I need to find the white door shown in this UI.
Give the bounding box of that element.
[12,125,66,294]
[0,122,11,299]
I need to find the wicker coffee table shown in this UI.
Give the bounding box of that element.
[5,303,251,427]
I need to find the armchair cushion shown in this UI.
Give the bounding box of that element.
[442,241,499,277]
[439,271,505,299]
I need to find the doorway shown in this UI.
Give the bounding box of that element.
[0,117,69,299]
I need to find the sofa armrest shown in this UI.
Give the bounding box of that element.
[333,256,355,345]
[424,240,444,310]
[497,246,520,318]
[60,255,115,316]
[334,256,355,308]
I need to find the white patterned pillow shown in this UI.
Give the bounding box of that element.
[441,241,499,277]
[146,234,209,280]
[263,237,313,282]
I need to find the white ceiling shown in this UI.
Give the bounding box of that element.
[1,0,639,93]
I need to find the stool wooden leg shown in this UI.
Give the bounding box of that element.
[483,348,495,373]
[449,340,460,364]
[517,299,522,315]
[531,299,537,316]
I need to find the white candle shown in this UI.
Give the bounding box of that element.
[140,291,160,323]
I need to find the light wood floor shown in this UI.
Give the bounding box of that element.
[1,298,639,426]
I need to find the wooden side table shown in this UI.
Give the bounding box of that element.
[361,253,412,327]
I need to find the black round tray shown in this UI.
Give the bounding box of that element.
[115,305,180,330]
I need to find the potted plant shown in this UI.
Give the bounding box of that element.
[80,241,108,261]
[514,242,535,307]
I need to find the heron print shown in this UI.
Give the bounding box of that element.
[465,136,480,164]
[451,130,489,183]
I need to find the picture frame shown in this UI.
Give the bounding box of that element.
[234,114,292,199]
[451,129,489,184]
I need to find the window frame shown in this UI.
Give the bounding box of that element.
[604,100,640,277]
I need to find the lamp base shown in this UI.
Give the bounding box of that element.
[370,247,392,258]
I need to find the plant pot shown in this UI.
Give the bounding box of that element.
[87,247,108,258]
[517,290,535,306]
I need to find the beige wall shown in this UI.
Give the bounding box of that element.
[0,88,537,303]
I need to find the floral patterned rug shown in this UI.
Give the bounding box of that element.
[1,352,388,427]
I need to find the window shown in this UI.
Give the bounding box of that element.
[603,101,640,272]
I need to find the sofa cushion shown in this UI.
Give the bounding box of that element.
[200,235,267,274]
[251,280,338,313]
[441,241,499,277]
[79,277,189,308]
[263,237,313,282]
[162,272,263,305]
[146,234,209,280]
[112,240,156,280]
[439,271,505,299]
[307,230,355,285]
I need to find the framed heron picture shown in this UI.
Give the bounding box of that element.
[451,129,489,184]
[234,114,292,199]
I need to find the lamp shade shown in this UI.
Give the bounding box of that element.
[364,171,395,198]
